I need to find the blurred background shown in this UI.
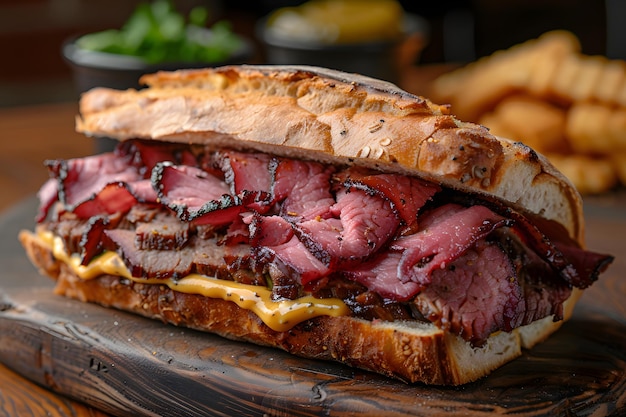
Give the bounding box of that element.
[0,0,620,107]
[1,0,625,196]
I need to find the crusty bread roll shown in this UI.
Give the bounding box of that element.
[21,65,610,385]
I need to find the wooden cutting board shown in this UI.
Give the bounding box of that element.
[1,196,625,417]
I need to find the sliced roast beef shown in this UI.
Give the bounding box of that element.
[350,292,414,322]
[36,178,59,222]
[105,229,194,279]
[152,162,246,226]
[411,225,577,346]
[272,158,336,221]
[248,213,294,247]
[447,190,613,289]
[124,204,162,224]
[37,140,614,344]
[257,235,330,286]
[152,163,230,218]
[342,251,422,301]
[413,240,523,346]
[118,139,197,175]
[218,150,273,197]
[79,215,113,265]
[267,261,302,300]
[130,179,159,203]
[223,251,267,286]
[71,182,140,219]
[135,214,190,251]
[498,231,573,326]
[107,228,250,284]
[219,217,250,246]
[42,150,164,220]
[295,188,399,268]
[214,150,274,213]
[393,204,511,288]
[46,152,141,208]
[48,211,122,265]
[192,236,260,283]
[551,242,613,289]
[48,215,92,255]
[518,258,572,327]
[340,168,440,233]
[153,162,272,226]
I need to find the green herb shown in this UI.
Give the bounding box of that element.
[76,0,243,64]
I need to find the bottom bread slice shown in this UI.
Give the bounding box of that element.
[19,229,576,385]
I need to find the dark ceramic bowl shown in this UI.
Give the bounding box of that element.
[257,13,428,84]
[63,37,254,91]
[62,36,254,152]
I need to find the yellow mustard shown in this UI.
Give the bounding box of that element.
[35,230,350,332]
[266,0,405,45]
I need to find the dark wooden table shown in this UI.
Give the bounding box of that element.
[0,98,624,416]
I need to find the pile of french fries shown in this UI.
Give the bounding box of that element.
[431,30,626,194]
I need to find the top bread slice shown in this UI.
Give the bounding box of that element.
[76,65,584,245]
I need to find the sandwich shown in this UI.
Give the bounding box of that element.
[19,65,613,385]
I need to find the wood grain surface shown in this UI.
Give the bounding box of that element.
[0,361,110,417]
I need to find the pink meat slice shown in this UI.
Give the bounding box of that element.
[296,188,399,268]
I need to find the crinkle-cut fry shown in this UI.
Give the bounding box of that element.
[607,107,626,150]
[566,103,612,154]
[569,55,606,103]
[547,153,618,194]
[430,30,580,121]
[431,50,530,121]
[593,59,626,105]
[549,55,584,104]
[566,103,626,155]
[432,31,626,113]
[482,95,567,154]
[543,54,626,106]
[526,51,565,99]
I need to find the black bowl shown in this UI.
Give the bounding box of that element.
[62,36,254,92]
[257,13,428,84]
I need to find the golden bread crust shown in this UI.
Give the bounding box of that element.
[75,65,584,243]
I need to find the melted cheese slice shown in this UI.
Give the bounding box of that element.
[35,231,349,332]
